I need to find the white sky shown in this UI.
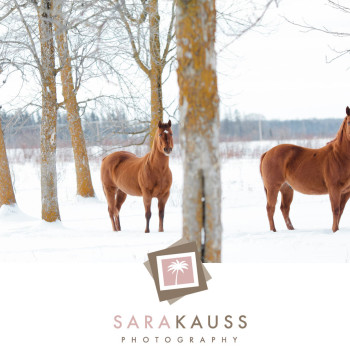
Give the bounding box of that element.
[2,0,350,121]
[218,0,350,120]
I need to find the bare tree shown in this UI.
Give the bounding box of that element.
[1,0,61,221]
[36,0,60,221]
[113,0,176,146]
[175,0,280,262]
[1,0,97,208]
[176,0,222,262]
[55,3,95,198]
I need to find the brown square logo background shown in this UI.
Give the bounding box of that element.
[146,241,209,302]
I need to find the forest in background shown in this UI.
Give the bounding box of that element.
[0,108,343,148]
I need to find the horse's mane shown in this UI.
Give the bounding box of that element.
[327,117,347,145]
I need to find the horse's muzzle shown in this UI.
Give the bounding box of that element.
[164,147,172,155]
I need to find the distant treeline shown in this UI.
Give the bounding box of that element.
[0,109,343,148]
[0,110,148,148]
[220,116,343,141]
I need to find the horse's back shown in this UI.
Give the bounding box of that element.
[103,151,138,164]
[261,144,304,172]
[101,151,143,195]
[102,151,137,178]
[261,143,329,194]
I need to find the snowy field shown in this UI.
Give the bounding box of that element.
[2,139,350,263]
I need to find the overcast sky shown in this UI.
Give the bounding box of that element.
[218,0,350,120]
[2,0,350,122]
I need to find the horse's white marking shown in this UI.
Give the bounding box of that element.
[164,130,169,134]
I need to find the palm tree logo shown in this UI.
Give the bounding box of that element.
[168,259,189,285]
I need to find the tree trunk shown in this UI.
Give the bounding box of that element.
[176,0,222,262]
[0,118,16,207]
[38,0,60,222]
[55,10,95,198]
[148,0,163,147]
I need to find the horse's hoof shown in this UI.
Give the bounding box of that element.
[145,230,150,233]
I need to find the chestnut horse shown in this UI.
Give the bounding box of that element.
[260,106,350,233]
[101,120,173,233]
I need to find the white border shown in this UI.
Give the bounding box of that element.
[156,252,199,291]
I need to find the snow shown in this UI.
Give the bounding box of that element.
[2,141,350,263]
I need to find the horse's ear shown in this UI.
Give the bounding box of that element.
[168,120,171,127]
[158,121,162,128]
[346,106,350,117]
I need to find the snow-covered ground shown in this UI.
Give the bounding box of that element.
[2,139,350,263]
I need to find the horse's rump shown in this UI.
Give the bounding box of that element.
[259,152,267,177]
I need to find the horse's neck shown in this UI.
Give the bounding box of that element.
[147,143,169,169]
[335,131,350,161]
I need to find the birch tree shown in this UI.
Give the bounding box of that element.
[2,0,61,221]
[37,0,60,222]
[0,115,16,207]
[176,0,221,262]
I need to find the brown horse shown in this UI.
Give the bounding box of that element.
[101,120,173,233]
[260,106,350,233]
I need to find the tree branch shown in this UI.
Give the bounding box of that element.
[120,0,148,25]
[284,16,350,37]
[217,0,280,53]
[161,0,176,71]
[115,1,150,77]
[328,0,350,14]
[13,0,42,72]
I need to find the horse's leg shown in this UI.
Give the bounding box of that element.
[143,194,152,233]
[115,189,127,231]
[280,183,295,230]
[265,185,279,232]
[329,188,341,232]
[338,192,350,227]
[103,185,117,231]
[158,191,170,232]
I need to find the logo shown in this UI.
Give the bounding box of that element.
[144,239,211,304]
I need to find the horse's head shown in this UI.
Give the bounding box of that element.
[156,120,173,156]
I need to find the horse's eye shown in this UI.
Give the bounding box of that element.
[348,122,350,126]
[159,134,162,137]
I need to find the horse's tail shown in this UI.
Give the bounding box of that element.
[260,152,267,177]
[260,152,268,197]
